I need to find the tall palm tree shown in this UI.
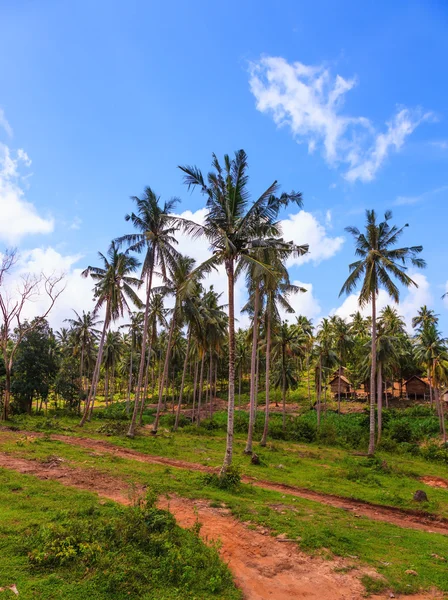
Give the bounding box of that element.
[340,209,425,455]
[295,315,314,407]
[79,241,142,426]
[412,305,439,406]
[117,188,181,438]
[102,330,122,405]
[259,267,305,446]
[179,149,305,474]
[120,311,144,413]
[415,324,448,440]
[330,316,354,414]
[152,255,198,433]
[65,310,102,394]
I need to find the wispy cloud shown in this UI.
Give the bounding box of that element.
[394,184,448,206]
[0,108,13,137]
[248,56,432,183]
[69,216,82,230]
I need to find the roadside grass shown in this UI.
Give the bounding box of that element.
[4,411,448,518]
[1,436,447,594]
[0,467,241,600]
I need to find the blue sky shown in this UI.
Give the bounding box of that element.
[1,0,447,330]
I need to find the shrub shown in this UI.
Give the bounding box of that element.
[388,420,414,443]
[203,464,241,491]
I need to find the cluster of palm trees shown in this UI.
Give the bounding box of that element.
[51,153,448,469]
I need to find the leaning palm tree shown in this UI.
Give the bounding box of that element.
[179,149,305,474]
[79,242,142,426]
[120,311,144,414]
[340,210,425,455]
[116,188,181,438]
[65,310,102,394]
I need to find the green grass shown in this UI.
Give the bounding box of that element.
[7,410,448,518]
[0,467,241,599]
[1,435,448,594]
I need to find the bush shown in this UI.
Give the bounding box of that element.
[203,464,241,491]
[96,402,130,421]
[388,420,414,443]
[97,421,129,436]
[26,493,238,598]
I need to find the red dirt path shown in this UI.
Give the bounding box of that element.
[0,452,442,600]
[16,431,448,537]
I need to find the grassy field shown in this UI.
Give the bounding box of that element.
[1,428,448,594]
[0,466,241,599]
[5,409,448,518]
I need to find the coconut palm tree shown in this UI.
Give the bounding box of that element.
[120,311,144,414]
[152,255,199,433]
[330,316,354,414]
[412,306,439,405]
[79,242,142,426]
[102,330,122,405]
[65,310,102,394]
[179,149,305,474]
[117,188,182,437]
[137,292,169,425]
[259,267,305,446]
[415,324,448,440]
[340,209,425,455]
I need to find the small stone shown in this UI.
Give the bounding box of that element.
[276,464,285,469]
[251,453,260,465]
[413,490,428,502]
[405,569,418,576]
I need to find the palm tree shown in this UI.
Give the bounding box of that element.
[65,310,102,395]
[137,292,169,425]
[340,209,425,455]
[415,324,448,440]
[271,321,305,430]
[330,316,354,414]
[412,305,439,406]
[152,255,198,433]
[314,318,337,426]
[295,316,314,407]
[102,330,122,405]
[117,187,181,438]
[260,267,305,446]
[79,241,142,425]
[179,149,305,474]
[120,311,144,414]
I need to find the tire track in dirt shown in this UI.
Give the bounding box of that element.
[27,432,448,537]
[0,452,442,600]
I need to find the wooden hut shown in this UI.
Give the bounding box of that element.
[404,376,430,400]
[329,374,352,398]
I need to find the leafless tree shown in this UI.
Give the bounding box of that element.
[0,248,66,419]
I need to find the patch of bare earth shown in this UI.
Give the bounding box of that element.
[14,432,448,537]
[420,476,448,489]
[0,452,442,600]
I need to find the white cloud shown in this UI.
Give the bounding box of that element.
[332,273,432,330]
[280,210,344,266]
[0,108,13,137]
[278,280,321,323]
[394,184,448,207]
[249,56,431,183]
[0,142,54,243]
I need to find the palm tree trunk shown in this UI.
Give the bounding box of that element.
[127,260,154,437]
[337,362,342,414]
[428,368,433,407]
[192,358,198,423]
[80,309,109,426]
[197,353,205,426]
[307,351,311,408]
[245,286,260,454]
[221,259,235,475]
[260,312,271,446]
[377,362,383,443]
[138,335,153,426]
[174,326,192,430]
[105,366,109,407]
[126,348,133,415]
[369,293,377,455]
[317,358,322,428]
[153,315,176,433]
[208,349,213,420]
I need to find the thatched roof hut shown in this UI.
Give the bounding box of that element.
[405,375,430,399]
[329,374,352,397]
